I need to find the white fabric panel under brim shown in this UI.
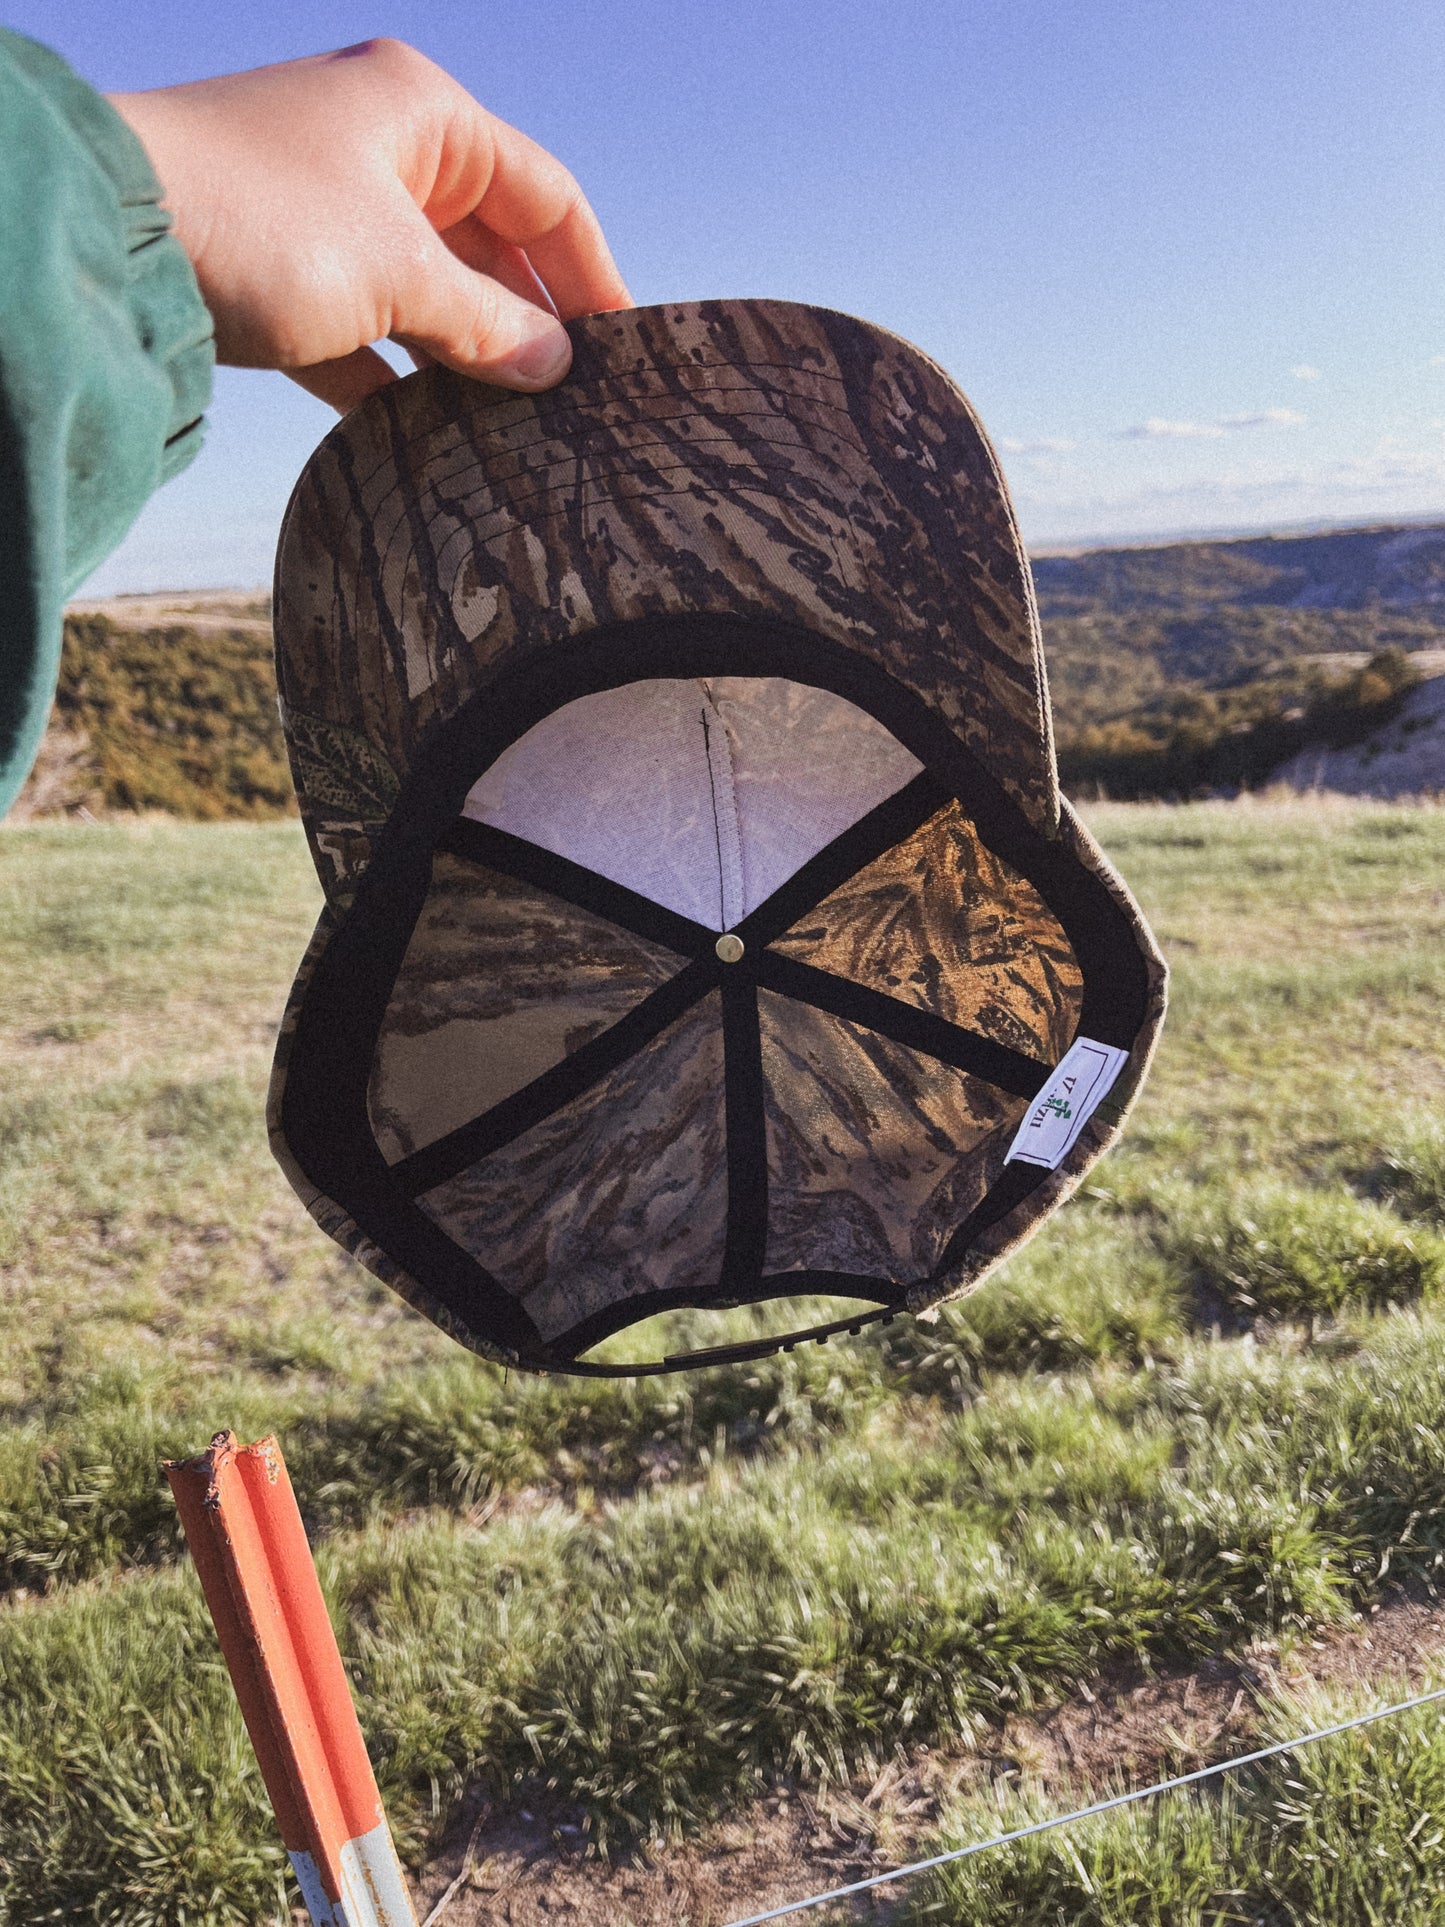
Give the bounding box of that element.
[462,677,923,930]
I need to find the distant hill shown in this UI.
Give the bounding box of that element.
[1033,521,1445,614]
[1036,523,1445,797]
[9,523,1445,819]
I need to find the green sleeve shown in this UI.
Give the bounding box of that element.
[0,30,215,817]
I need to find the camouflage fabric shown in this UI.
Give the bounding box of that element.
[769,799,1082,1058]
[368,851,686,1165]
[266,299,1168,1373]
[337,792,1095,1343]
[416,995,728,1345]
[915,804,1171,1309]
[272,300,1053,908]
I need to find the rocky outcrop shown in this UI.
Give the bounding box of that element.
[1271,669,1445,796]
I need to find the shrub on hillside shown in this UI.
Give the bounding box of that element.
[37,614,293,818]
[1057,647,1422,800]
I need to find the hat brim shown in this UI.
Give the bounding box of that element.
[274,300,1056,908]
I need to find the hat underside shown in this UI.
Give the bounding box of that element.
[269,304,1163,1373]
[366,677,1083,1359]
[275,608,1155,1376]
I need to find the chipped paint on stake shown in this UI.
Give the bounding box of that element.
[165,1431,418,1927]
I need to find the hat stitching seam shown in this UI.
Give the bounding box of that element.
[353,433,874,615]
[434,361,857,424]
[414,388,866,462]
[425,424,870,504]
[359,461,884,633]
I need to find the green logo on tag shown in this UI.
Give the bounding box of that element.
[1043,1095,1073,1120]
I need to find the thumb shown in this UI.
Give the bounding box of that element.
[389,222,573,391]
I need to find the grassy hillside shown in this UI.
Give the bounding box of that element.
[1,802,1444,1922]
[1052,635,1428,798]
[20,611,293,820]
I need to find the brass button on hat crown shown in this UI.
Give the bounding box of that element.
[715,933,745,964]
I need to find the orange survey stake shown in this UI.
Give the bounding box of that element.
[165,1431,417,1927]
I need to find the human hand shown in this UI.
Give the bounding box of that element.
[109,38,631,412]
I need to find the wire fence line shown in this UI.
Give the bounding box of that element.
[721,1678,1445,1927]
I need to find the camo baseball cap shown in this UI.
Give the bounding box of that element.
[268,299,1166,1377]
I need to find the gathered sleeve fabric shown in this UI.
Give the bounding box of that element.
[0,30,214,815]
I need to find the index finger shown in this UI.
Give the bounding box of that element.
[433,102,631,320]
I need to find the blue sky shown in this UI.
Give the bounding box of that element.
[20,0,1445,589]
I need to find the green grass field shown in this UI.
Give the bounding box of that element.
[2,801,1445,1924]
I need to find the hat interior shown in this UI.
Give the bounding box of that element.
[362,675,1082,1363]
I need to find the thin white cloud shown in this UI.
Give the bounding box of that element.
[999,435,1077,455]
[1431,354,1445,367]
[1121,417,1225,440]
[1290,364,1322,381]
[1119,406,1305,440]
[1219,407,1307,429]
[1011,436,1445,547]
[1324,444,1445,492]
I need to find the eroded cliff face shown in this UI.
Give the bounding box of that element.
[1271,660,1445,796]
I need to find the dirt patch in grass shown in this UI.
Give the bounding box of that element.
[409,1589,1445,1927]
[410,1785,893,1927]
[1008,1590,1445,1795]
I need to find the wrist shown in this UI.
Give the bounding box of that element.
[105,90,203,259]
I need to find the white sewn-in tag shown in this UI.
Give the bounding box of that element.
[1005,1036,1130,1171]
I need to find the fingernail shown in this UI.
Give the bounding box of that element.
[502,320,572,388]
